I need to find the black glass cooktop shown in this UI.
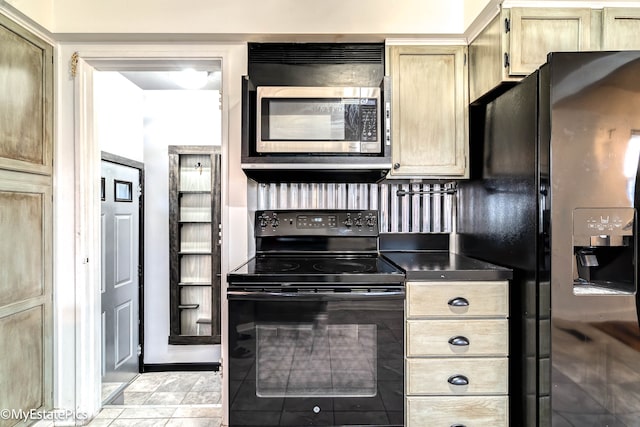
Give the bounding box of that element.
[228,254,405,285]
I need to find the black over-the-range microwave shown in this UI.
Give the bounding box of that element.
[241,80,392,182]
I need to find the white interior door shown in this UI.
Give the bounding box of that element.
[101,160,140,387]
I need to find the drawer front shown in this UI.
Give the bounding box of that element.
[407,281,508,318]
[407,396,508,427]
[407,358,508,395]
[407,319,508,356]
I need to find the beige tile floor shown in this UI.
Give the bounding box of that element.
[89,371,222,426]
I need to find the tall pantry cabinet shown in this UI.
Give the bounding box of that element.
[0,12,53,420]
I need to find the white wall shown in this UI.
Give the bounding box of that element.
[40,0,467,35]
[464,0,495,29]
[94,72,144,162]
[9,0,640,37]
[3,0,53,29]
[143,90,222,364]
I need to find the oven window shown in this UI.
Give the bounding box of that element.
[228,295,405,426]
[256,323,377,398]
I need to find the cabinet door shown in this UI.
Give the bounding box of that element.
[0,14,52,174]
[0,172,52,419]
[469,13,512,103]
[602,8,640,50]
[388,45,468,178]
[508,8,592,76]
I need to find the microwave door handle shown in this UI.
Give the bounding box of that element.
[383,75,391,148]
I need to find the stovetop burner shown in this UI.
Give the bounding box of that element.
[312,259,375,273]
[253,260,301,273]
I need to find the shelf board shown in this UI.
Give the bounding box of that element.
[179,251,212,255]
[178,282,212,287]
[178,304,200,309]
[168,334,219,345]
[179,190,211,194]
[179,220,211,224]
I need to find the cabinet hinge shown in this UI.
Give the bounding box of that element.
[463,53,467,66]
[138,265,142,277]
[504,17,510,33]
[504,52,510,69]
[70,52,79,78]
[137,344,142,357]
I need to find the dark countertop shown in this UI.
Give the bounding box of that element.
[381,251,513,281]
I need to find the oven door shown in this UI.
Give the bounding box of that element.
[227,289,404,427]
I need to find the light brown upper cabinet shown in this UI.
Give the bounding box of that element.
[469,8,593,102]
[0,14,53,175]
[508,8,592,75]
[387,45,468,178]
[602,8,640,50]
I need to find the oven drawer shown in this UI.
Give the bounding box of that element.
[407,281,508,318]
[406,358,508,395]
[407,396,508,426]
[407,319,508,356]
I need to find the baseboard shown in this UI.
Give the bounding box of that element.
[142,362,220,372]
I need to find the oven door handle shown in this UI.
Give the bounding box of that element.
[227,290,405,301]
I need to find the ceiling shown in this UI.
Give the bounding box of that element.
[119,70,222,91]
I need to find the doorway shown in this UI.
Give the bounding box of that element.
[92,65,223,398]
[61,44,248,424]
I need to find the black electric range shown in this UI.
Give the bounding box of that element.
[227,210,405,427]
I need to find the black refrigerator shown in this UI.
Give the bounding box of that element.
[458,51,640,427]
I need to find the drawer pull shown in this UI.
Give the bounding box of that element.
[448,297,469,307]
[447,375,469,386]
[448,336,470,346]
[451,425,467,427]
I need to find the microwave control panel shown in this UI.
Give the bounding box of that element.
[360,101,378,142]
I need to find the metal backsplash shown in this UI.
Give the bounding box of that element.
[256,182,455,233]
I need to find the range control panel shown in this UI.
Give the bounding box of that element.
[255,210,379,236]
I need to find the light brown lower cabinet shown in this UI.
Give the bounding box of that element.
[405,280,509,426]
